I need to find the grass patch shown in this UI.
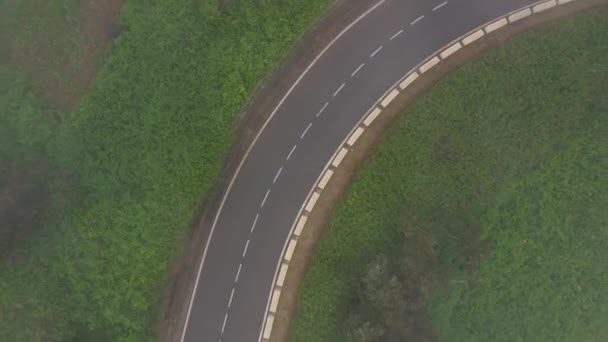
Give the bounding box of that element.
[1,0,331,340]
[290,9,608,342]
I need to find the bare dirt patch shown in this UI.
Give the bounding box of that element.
[4,0,123,110]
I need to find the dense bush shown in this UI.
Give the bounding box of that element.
[346,213,489,342]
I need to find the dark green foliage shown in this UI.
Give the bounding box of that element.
[346,213,477,342]
[291,9,608,342]
[348,254,431,342]
[1,0,331,340]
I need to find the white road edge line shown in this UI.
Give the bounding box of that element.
[333,82,346,97]
[286,145,297,160]
[432,1,448,12]
[411,15,424,26]
[351,63,365,77]
[180,2,388,340]
[242,240,250,258]
[235,263,243,283]
[261,189,271,208]
[370,45,383,58]
[316,102,329,117]
[250,214,259,233]
[300,122,313,139]
[272,167,283,184]
[389,29,404,40]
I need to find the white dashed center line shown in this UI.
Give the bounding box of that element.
[411,15,424,25]
[286,144,297,160]
[390,29,404,40]
[300,122,313,139]
[261,189,271,208]
[221,314,229,334]
[273,167,283,183]
[316,102,329,117]
[234,263,242,283]
[370,45,383,58]
[250,214,259,233]
[351,63,365,77]
[333,82,346,97]
[242,239,250,258]
[228,288,235,308]
[433,1,448,11]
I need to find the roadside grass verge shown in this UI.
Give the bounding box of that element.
[290,9,608,342]
[1,0,331,340]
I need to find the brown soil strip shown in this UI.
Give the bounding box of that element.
[6,0,123,110]
[268,1,608,341]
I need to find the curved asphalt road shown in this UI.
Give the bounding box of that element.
[182,0,538,341]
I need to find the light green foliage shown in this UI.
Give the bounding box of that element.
[1,0,331,341]
[291,9,608,342]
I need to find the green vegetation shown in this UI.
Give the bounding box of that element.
[291,9,608,342]
[1,0,331,340]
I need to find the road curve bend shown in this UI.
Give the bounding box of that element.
[181,0,543,341]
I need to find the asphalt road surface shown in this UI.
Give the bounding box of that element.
[182,0,538,341]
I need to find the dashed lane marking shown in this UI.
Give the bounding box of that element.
[261,189,271,208]
[273,167,283,184]
[351,63,365,77]
[316,102,329,117]
[389,29,404,40]
[370,45,383,58]
[411,15,424,25]
[300,122,313,139]
[228,288,235,308]
[234,263,242,283]
[286,145,297,160]
[333,82,346,97]
[242,239,250,258]
[221,314,229,334]
[250,214,259,233]
[432,1,448,11]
